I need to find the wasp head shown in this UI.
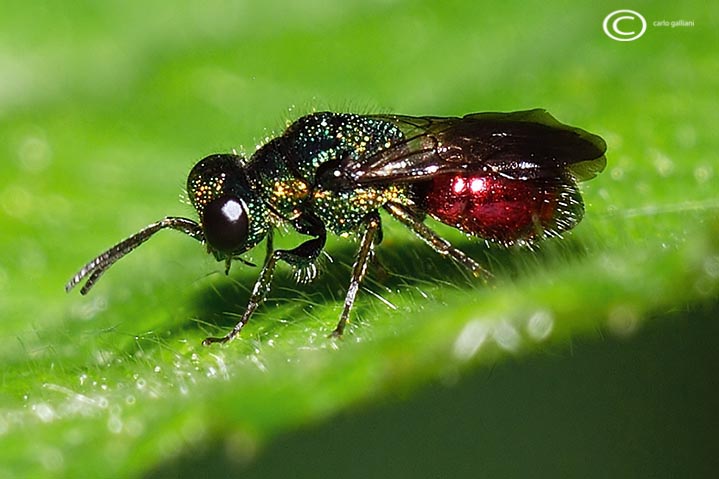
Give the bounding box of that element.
[187,154,269,260]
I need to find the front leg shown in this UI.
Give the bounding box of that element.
[331,212,382,337]
[203,215,327,345]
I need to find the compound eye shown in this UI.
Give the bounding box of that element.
[201,196,249,253]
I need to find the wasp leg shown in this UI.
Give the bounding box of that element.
[331,212,382,338]
[384,202,492,279]
[203,216,327,346]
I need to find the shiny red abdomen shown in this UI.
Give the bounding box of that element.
[425,172,571,244]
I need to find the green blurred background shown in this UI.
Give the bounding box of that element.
[1,1,717,477]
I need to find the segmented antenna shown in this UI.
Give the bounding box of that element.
[65,217,204,295]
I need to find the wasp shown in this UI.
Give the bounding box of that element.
[66,109,606,345]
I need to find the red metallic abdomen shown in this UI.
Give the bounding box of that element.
[424,172,580,245]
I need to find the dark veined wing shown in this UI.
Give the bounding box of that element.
[340,109,606,186]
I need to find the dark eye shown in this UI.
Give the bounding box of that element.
[201,196,249,253]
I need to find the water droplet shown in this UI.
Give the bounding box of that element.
[693,165,712,183]
[526,310,554,341]
[607,305,639,337]
[32,403,56,423]
[453,319,490,361]
[17,133,52,173]
[39,446,64,472]
[107,414,123,434]
[493,321,521,352]
[651,150,674,177]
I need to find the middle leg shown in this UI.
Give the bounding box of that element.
[331,212,382,337]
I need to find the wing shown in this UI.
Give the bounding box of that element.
[337,109,606,187]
